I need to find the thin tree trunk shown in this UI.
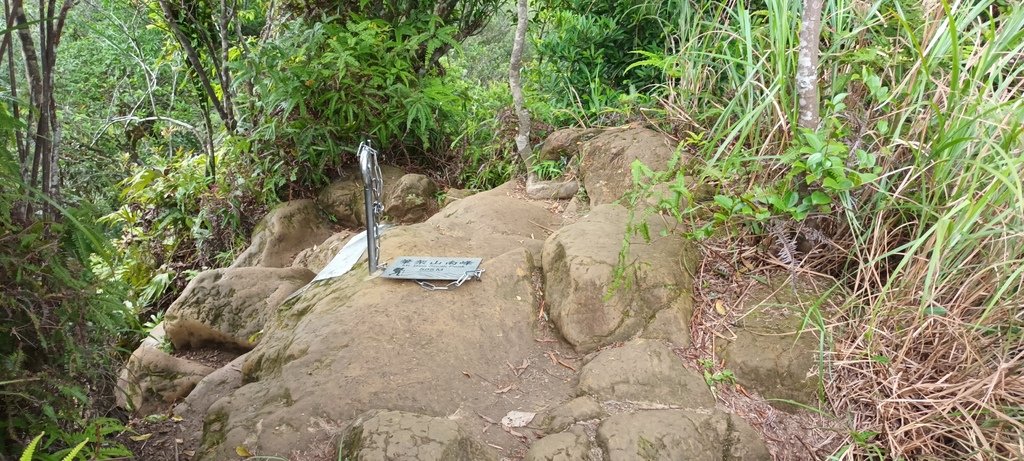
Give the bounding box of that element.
[508,0,532,171]
[10,0,72,219]
[156,0,233,131]
[796,0,824,130]
[218,0,235,131]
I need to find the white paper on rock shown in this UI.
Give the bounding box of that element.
[283,225,390,303]
[314,230,369,281]
[500,411,536,429]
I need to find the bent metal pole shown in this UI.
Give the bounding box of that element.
[358,140,384,273]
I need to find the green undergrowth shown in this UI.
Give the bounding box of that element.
[620,0,1024,458]
[0,144,136,457]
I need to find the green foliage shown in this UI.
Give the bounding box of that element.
[533,0,674,118]
[235,17,466,190]
[279,0,500,71]
[530,159,566,180]
[56,0,207,212]
[16,421,126,461]
[448,81,521,189]
[0,106,134,456]
[99,148,260,315]
[627,0,1024,457]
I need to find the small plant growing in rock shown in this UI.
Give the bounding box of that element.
[699,359,736,398]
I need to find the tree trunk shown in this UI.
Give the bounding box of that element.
[508,0,532,171]
[796,0,824,130]
[157,0,234,132]
[9,0,72,219]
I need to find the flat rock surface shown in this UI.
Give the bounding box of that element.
[597,410,770,460]
[338,410,496,460]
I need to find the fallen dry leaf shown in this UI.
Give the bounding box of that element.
[714,299,727,316]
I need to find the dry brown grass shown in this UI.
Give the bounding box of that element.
[828,296,1024,459]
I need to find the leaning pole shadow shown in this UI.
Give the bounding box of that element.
[357,139,484,290]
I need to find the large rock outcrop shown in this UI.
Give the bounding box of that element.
[196,184,578,459]
[116,128,830,459]
[542,204,696,352]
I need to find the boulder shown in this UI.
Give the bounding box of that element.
[194,184,577,460]
[291,230,354,274]
[542,204,696,352]
[173,353,247,419]
[639,297,693,347]
[315,165,405,228]
[538,396,604,433]
[337,410,496,460]
[596,410,770,460]
[385,173,439,223]
[577,339,713,408]
[116,346,215,415]
[537,127,603,163]
[230,199,334,269]
[163,266,314,350]
[578,126,682,205]
[526,176,579,201]
[525,428,592,461]
[718,276,827,409]
[441,188,476,207]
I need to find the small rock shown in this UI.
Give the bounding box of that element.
[441,188,476,207]
[537,128,603,163]
[385,173,439,224]
[337,410,496,461]
[316,166,405,227]
[719,275,827,410]
[539,396,604,432]
[525,427,592,461]
[640,297,693,347]
[501,410,536,429]
[577,339,713,408]
[526,176,579,200]
[597,409,770,460]
[230,199,334,269]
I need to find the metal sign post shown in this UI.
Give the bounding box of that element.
[357,139,484,289]
[358,140,384,273]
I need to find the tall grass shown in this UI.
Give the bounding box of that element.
[646,0,1024,458]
